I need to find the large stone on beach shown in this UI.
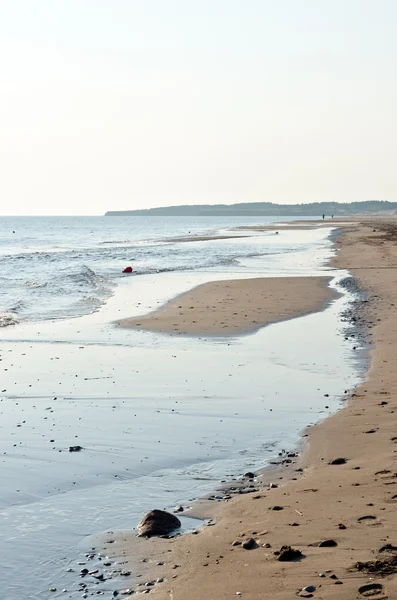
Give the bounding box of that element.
[137,509,181,538]
[276,545,303,562]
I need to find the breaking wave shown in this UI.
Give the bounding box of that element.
[0,312,21,327]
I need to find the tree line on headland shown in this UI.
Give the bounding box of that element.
[105,200,397,217]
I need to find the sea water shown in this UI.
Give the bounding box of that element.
[0,216,362,599]
[0,215,319,325]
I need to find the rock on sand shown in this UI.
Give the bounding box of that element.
[137,509,181,538]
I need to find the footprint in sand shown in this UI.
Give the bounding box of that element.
[358,582,387,598]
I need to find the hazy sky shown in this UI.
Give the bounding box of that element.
[1,1,396,215]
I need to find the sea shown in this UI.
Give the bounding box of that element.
[1,215,329,326]
[0,215,362,599]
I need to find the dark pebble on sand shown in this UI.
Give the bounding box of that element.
[242,538,257,550]
[318,539,338,547]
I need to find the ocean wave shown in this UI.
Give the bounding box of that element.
[8,299,25,312]
[100,239,131,245]
[0,312,21,327]
[24,281,48,288]
[82,295,107,306]
[65,265,108,287]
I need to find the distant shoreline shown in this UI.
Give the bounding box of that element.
[105,199,397,217]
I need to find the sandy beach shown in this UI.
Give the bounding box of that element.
[118,276,334,335]
[107,219,397,600]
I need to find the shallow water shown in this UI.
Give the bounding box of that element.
[0,225,363,599]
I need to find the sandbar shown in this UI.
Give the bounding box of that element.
[118,276,334,336]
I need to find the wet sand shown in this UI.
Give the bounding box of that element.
[162,234,249,243]
[118,276,335,335]
[112,219,397,600]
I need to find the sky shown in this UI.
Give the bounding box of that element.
[0,1,396,216]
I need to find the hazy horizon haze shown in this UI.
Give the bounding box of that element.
[1,1,396,216]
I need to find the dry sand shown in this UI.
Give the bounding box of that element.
[107,219,397,600]
[118,276,334,336]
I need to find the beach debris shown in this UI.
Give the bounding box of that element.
[276,545,303,561]
[358,582,385,596]
[355,550,397,575]
[270,505,284,511]
[174,505,184,513]
[69,445,83,452]
[241,537,257,550]
[137,509,181,537]
[269,482,278,489]
[319,573,325,577]
[232,540,242,546]
[122,267,133,273]
[338,523,347,529]
[379,543,397,552]
[244,472,255,479]
[329,457,347,465]
[318,539,338,547]
[357,515,377,522]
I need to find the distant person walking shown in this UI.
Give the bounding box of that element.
[322,214,325,220]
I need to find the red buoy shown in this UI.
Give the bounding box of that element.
[123,266,133,273]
